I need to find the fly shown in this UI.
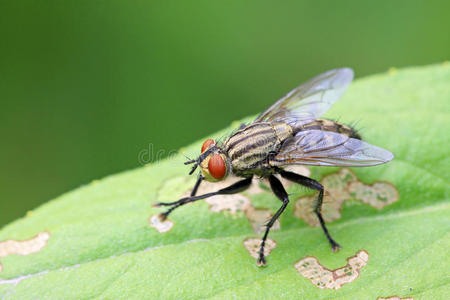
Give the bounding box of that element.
[154,68,393,266]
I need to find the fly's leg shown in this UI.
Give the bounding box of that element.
[153,176,253,220]
[152,174,204,219]
[278,169,341,251]
[190,174,204,196]
[257,175,289,267]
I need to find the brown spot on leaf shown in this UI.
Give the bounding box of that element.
[294,169,398,226]
[196,175,266,197]
[294,250,369,290]
[0,232,50,257]
[245,208,280,234]
[243,238,276,259]
[348,181,399,209]
[245,178,267,195]
[149,215,173,233]
[0,232,50,272]
[205,194,252,214]
[294,193,343,227]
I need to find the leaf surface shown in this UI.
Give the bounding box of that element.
[0,64,449,299]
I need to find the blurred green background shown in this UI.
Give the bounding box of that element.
[0,1,449,228]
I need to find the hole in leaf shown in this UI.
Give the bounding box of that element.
[294,250,369,290]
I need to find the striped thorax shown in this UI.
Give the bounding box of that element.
[223,122,293,176]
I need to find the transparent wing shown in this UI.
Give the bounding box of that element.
[254,68,354,127]
[272,130,394,167]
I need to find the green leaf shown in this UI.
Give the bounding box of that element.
[0,64,449,299]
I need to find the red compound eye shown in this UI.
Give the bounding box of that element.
[208,154,226,180]
[201,139,215,153]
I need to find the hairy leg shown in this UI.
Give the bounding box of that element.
[278,169,341,251]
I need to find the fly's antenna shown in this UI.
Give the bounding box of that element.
[183,154,193,161]
[184,158,198,175]
[185,146,216,175]
[184,159,196,165]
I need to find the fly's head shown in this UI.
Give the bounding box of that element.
[184,139,230,182]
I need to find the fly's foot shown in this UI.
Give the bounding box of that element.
[257,246,268,267]
[331,241,341,252]
[158,212,169,221]
[257,255,267,267]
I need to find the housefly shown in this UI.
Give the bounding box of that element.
[154,68,393,266]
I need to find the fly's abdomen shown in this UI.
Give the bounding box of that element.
[300,119,361,139]
[224,122,293,174]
